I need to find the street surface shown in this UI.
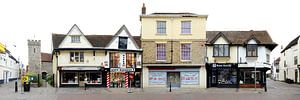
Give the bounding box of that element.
[0,78,300,100]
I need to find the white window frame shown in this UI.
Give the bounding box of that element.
[71,35,81,43]
[181,21,191,34]
[156,43,166,61]
[156,21,166,34]
[180,43,191,61]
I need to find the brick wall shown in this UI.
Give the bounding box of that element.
[142,39,206,64]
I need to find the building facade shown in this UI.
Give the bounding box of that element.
[52,24,142,88]
[271,57,280,81]
[279,35,300,83]
[206,31,277,88]
[140,5,207,88]
[28,40,53,79]
[0,43,20,84]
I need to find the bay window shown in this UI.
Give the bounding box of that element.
[247,45,258,57]
[213,44,229,57]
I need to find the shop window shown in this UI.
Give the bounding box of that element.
[86,72,102,84]
[61,72,78,84]
[118,37,128,49]
[70,52,84,62]
[126,53,136,68]
[213,44,229,57]
[247,45,257,57]
[181,72,199,85]
[239,70,261,84]
[149,72,167,85]
[110,53,120,68]
[156,44,166,61]
[181,44,191,60]
[157,21,166,34]
[217,68,237,84]
[110,72,126,88]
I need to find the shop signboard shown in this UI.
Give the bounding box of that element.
[149,72,166,85]
[110,68,135,72]
[181,72,199,85]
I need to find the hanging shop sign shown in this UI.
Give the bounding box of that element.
[149,72,166,85]
[110,68,135,72]
[181,72,199,85]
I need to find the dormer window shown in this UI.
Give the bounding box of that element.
[71,36,80,43]
[118,37,128,49]
[246,44,258,57]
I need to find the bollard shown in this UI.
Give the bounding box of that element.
[15,81,18,93]
[84,83,86,90]
[264,83,267,92]
[169,82,171,92]
[38,74,40,87]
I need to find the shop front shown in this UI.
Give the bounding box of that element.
[147,67,201,88]
[239,67,268,88]
[59,67,107,87]
[107,68,141,88]
[206,63,238,88]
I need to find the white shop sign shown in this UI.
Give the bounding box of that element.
[149,72,167,85]
[181,72,199,85]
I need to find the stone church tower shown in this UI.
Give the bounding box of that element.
[28,40,42,74]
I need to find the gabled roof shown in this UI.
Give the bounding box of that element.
[245,34,261,44]
[209,32,232,44]
[58,24,93,48]
[105,25,140,49]
[52,25,141,49]
[41,53,52,62]
[281,35,300,53]
[206,31,277,50]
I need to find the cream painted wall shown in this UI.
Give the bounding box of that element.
[207,36,237,63]
[57,50,106,67]
[279,43,299,82]
[106,35,140,50]
[58,34,93,48]
[141,17,206,40]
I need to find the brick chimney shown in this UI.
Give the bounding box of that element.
[142,3,146,15]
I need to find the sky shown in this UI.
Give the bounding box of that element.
[0,0,299,65]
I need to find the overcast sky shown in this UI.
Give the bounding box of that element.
[0,0,299,65]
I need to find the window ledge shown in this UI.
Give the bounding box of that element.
[181,60,191,62]
[155,33,167,35]
[246,56,258,57]
[213,56,230,58]
[180,33,192,35]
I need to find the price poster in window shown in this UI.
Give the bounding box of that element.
[149,72,166,85]
[181,72,199,85]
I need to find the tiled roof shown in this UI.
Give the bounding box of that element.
[52,34,140,49]
[281,35,300,53]
[206,31,277,50]
[41,53,52,62]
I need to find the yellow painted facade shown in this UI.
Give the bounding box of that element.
[141,17,207,40]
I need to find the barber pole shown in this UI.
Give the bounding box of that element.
[106,73,110,88]
[125,73,128,88]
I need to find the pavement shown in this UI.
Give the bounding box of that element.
[0,78,300,100]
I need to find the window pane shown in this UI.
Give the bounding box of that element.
[119,37,128,49]
[181,21,191,34]
[224,45,229,56]
[213,45,218,56]
[80,52,84,62]
[181,44,191,60]
[219,45,224,56]
[70,52,74,62]
[157,44,166,60]
[157,21,166,34]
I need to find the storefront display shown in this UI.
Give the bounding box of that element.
[62,72,78,84]
[206,63,238,88]
[149,72,167,85]
[60,71,103,86]
[181,72,199,85]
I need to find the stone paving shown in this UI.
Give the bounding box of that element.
[0,79,300,100]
